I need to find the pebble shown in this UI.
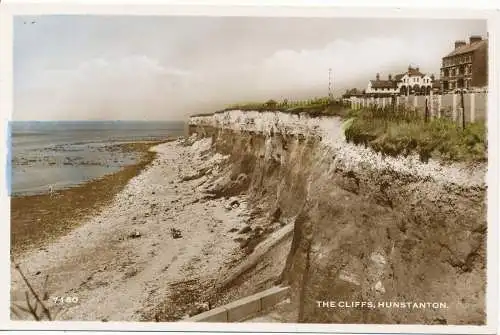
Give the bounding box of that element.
[374,280,386,294]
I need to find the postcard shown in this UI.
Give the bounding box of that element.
[1,2,498,335]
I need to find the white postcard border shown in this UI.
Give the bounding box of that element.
[0,2,498,334]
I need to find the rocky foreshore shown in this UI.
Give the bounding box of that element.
[10,136,260,321]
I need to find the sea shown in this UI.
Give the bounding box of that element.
[8,121,186,196]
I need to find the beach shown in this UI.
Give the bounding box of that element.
[10,141,170,256]
[10,137,253,321]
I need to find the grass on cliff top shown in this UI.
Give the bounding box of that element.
[344,106,487,163]
[191,97,486,164]
[191,97,350,118]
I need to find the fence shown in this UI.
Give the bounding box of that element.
[348,93,487,123]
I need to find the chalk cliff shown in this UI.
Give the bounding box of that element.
[188,110,486,325]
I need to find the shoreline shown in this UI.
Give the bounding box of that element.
[10,136,254,321]
[10,139,175,258]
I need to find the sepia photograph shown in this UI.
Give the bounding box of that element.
[1,3,498,334]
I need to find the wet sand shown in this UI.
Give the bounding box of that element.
[10,137,252,321]
[11,140,171,257]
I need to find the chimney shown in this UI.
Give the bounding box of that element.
[416,67,420,73]
[431,74,435,81]
[376,73,380,81]
[470,35,482,44]
[388,74,392,81]
[455,40,466,49]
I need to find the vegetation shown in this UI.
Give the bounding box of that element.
[344,105,487,163]
[193,97,486,164]
[215,97,348,115]
[11,262,54,321]
[191,97,353,118]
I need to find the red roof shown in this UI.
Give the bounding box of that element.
[394,74,404,81]
[370,80,397,89]
[393,69,426,81]
[407,68,424,77]
[444,39,487,58]
[372,67,430,87]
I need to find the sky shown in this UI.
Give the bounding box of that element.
[14,15,487,121]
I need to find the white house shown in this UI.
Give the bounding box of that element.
[366,66,436,96]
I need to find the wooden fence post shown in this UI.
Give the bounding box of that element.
[438,95,442,118]
[429,91,434,118]
[452,93,457,121]
[461,90,465,129]
[457,107,463,128]
[470,93,475,123]
[425,97,429,123]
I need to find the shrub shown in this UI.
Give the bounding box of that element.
[211,98,486,164]
[344,106,487,164]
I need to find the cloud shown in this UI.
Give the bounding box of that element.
[16,55,193,120]
[183,36,443,110]
[15,36,446,120]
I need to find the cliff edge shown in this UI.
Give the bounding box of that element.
[188,110,486,325]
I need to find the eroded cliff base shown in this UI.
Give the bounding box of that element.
[188,113,486,325]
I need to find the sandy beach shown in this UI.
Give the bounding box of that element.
[10,141,168,256]
[10,137,253,321]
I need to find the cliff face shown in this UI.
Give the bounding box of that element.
[188,110,486,325]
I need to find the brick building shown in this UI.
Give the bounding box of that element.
[440,35,488,93]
